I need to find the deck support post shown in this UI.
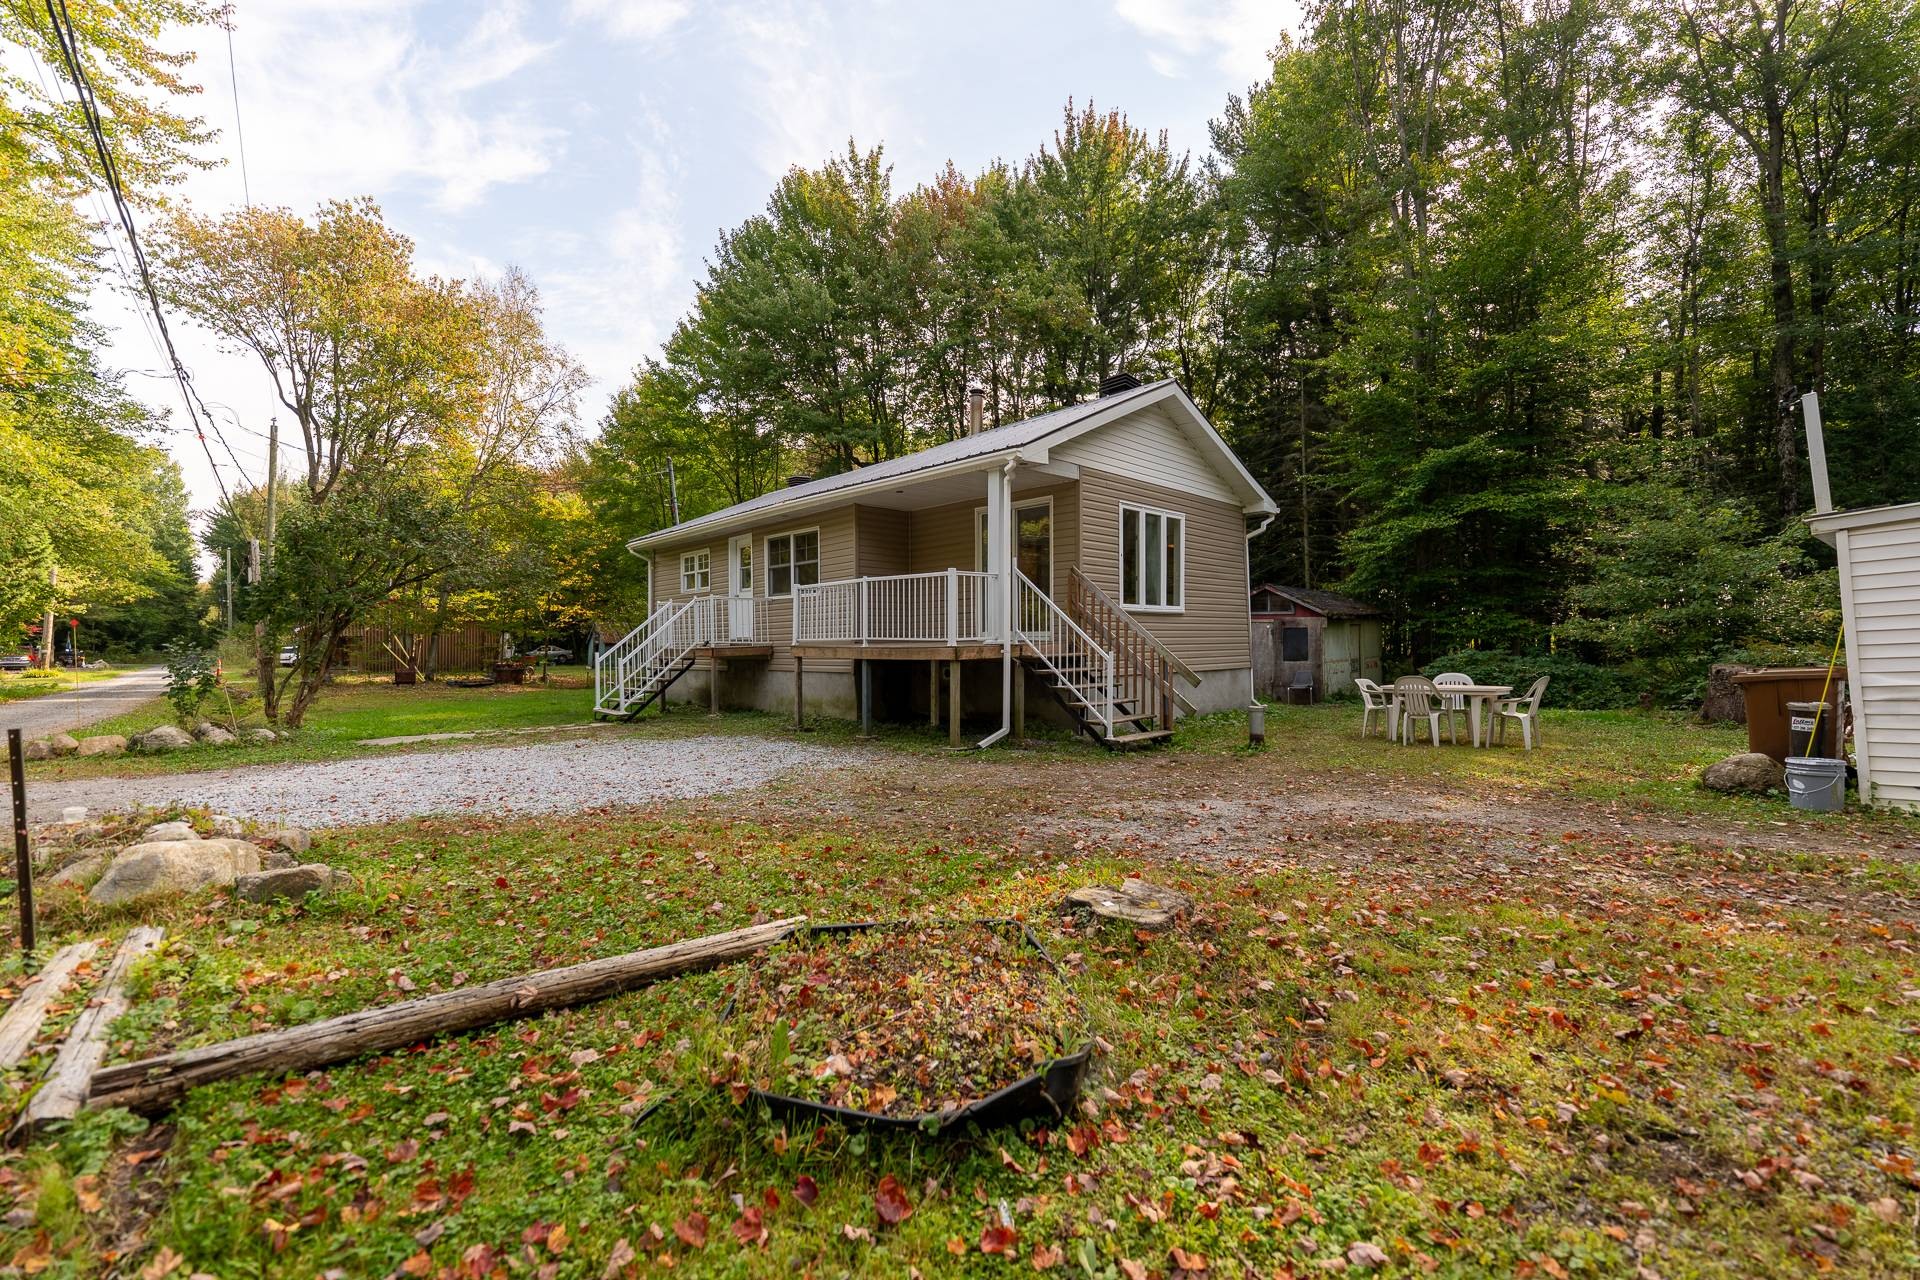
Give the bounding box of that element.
[1013,665,1026,743]
[859,659,873,737]
[709,657,720,716]
[793,656,805,731]
[948,660,962,748]
[929,660,940,729]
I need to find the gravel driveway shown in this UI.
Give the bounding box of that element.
[29,734,858,827]
[0,667,166,738]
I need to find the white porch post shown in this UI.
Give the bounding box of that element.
[988,461,1016,745]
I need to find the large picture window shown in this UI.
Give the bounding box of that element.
[680,550,710,593]
[766,529,820,597]
[1119,503,1184,611]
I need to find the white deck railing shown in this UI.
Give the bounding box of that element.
[655,595,771,646]
[793,569,998,645]
[1015,568,1116,738]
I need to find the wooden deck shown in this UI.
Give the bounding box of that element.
[688,645,774,660]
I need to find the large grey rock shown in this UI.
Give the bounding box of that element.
[21,739,51,762]
[208,814,244,838]
[74,735,126,758]
[46,733,79,757]
[135,725,194,752]
[197,725,237,746]
[263,827,312,855]
[234,863,346,904]
[1700,752,1786,795]
[241,728,277,744]
[88,838,266,905]
[264,849,297,870]
[139,820,199,843]
[47,853,108,888]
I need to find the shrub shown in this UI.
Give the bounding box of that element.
[1421,649,1631,710]
[162,641,219,726]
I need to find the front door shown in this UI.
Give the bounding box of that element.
[728,535,754,641]
[979,500,1053,635]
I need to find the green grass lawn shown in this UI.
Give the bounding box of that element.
[1,802,1914,1278]
[27,671,600,780]
[0,668,129,704]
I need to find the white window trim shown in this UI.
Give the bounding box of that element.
[974,494,1055,595]
[1118,502,1186,613]
[680,549,711,594]
[763,526,822,599]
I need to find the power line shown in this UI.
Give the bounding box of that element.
[218,5,250,207]
[38,0,244,504]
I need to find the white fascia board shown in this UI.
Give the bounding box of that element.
[626,450,1015,554]
[1806,499,1920,538]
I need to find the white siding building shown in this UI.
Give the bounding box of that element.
[1808,500,1920,812]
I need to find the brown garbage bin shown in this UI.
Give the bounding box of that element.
[1730,668,1845,762]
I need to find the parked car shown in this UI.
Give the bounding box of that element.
[0,654,31,672]
[279,645,299,667]
[523,645,573,663]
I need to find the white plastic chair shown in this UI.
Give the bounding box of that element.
[1433,672,1473,744]
[1494,676,1550,749]
[1355,678,1390,738]
[1392,675,1445,746]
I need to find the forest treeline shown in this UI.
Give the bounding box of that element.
[590,0,1917,701]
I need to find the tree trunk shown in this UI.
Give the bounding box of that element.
[87,917,806,1116]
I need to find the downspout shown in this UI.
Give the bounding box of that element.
[976,456,1020,748]
[1245,514,1277,737]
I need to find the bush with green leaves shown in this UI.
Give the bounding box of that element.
[161,641,219,726]
[1422,649,1630,710]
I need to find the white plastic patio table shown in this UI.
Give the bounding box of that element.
[1388,684,1513,747]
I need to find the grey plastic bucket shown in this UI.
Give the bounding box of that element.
[1784,756,1846,812]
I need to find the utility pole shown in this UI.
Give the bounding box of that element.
[664,457,680,524]
[225,548,233,631]
[40,567,55,671]
[256,416,279,694]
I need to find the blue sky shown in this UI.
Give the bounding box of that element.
[97,0,1298,522]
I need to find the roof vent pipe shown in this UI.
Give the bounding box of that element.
[966,384,986,436]
[786,474,812,488]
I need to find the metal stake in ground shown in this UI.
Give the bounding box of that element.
[7,729,35,954]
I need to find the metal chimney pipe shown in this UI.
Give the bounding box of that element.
[967,384,985,436]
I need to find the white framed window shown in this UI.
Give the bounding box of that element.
[680,550,711,593]
[1119,503,1184,611]
[765,528,820,597]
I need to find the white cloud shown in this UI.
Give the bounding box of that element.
[724,1,906,179]
[203,0,563,213]
[1113,0,1292,83]
[567,0,692,41]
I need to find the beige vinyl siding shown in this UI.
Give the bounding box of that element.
[905,482,1079,581]
[854,506,910,577]
[1076,468,1250,671]
[647,506,858,674]
[1051,404,1239,505]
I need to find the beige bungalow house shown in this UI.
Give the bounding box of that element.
[594,375,1279,747]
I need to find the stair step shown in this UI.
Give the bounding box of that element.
[1103,729,1174,746]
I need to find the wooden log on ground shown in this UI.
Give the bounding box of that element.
[0,940,102,1069]
[13,927,163,1139]
[87,916,806,1117]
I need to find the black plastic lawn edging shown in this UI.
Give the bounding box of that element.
[729,918,1095,1135]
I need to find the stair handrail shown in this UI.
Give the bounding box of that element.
[1066,567,1191,729]
[1014,568,1116,739]
[613,597,700,711]
[595,601,672,712]
[1066,566,1201,685]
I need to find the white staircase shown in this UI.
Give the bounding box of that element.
[593,599,709,718]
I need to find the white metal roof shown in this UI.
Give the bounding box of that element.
[627,379,1277,551]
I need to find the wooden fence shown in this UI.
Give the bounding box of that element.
[336,620,504,676]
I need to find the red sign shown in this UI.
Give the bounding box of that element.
[69,619,78,628]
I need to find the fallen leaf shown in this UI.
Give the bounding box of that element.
[794,1175,818,1207]
[982,1224,1018,1254]
[875,1173,914,1226]
[1032,1242,1063,1270]
[1347,1241,1389,1269]
[141,1248,185,1280]
[672,1213,708,1248]
[602,1238,636,1279]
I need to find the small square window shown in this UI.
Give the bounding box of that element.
[680,550,710,593]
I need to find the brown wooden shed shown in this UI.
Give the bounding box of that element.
[1250,585,1384,702]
